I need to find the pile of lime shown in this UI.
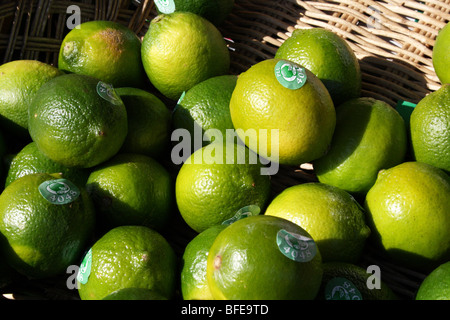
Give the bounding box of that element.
[0,1,448,302]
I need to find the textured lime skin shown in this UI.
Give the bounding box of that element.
[5,141,89,188]
[0,173,95,279]
[28,73,128,168]
[410,84,450,174]
[86,153,173,231]
[433,22,450,84]
[58,20,145,88]
[78,226,177,300]
[416,261,450,300]
[0,60,63,137]
[229,58,336,165]
[265,182,371,263]
[141,12,230,100]
[314,97,407,195]
[175,142,271,233]
[365,162,450,272]
[181,224,227,300]
[207,215,323,300]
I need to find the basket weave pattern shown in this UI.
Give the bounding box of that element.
[0,0,449,300]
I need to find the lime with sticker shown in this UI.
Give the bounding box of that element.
[274,60,307,90]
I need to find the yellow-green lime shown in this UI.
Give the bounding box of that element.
[265,182,370,263]
[175,141,271,233]
[364,162,450,272]
[85,153,173,231]
[5,141,89,188]
[410,84,450,174]
[28,73,128,168]
[314,97,407,195]
[275,28,361,106]
[58,20,145,88]
[77,225,177,300]
[115,87,172,159]
[102,288,168,300]
[172,74,237,150]
[433,22,450,84]
[181,224,227,300]
[141,12,230,100]
[229,58,335,165]
[318,262,397,300]
[0,60,63,137]
[0,172,95,279]
[206,215,323,300]
[154,0,235,26]
[416,261,450,300]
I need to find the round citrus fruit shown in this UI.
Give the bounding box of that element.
[102,288,168,300]
[181,224,227,300]
[410,84,450,174]
[314,97,407,195]
[432,22,450,84]
[0,60,63,138]
[77,225,177,300]
[265,182,370,263]
[318,262,397,300]
[115,87,172,159]
[0,172,95,279]
[58,20,145,88]
[175,141,271,233]
[275,28,361,106]
[416,261,450,300]
[172,74,237,150]
[206,215,323,300]
[5,141,89,188]
[154,0,235,26]
[229,58,335,165]
[141,12,230,100]
[85,153,173,231]
[364,161,450,272]
[28,73,128,168]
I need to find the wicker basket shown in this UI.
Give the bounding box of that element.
[1,0,449,300]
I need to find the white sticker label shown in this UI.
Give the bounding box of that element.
[155,0,176,14]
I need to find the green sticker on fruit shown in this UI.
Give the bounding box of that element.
[38,178,80,205]
[155,0,176,14]
[274,60,307,90]
[222,205,260,225]
[96,81,122,105]
[77,248,92,285]
[276,229,317,262]
[325,277,363,300]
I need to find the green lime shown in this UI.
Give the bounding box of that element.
[172,74,237,150]
[5,141,89,188]
[265,182,370,263]
[28,73,128,168]
[229,58,335,165]
[102,288,168,300]
[58,20,145,88]
[416,261,450,300]
[0,60,63,138]
[207,215,323,300]
[141,12,230,100]
[433,22,450,84]
[314,97,407,195]
[275,28,361,106]
[410,84,450,174]
[318,262,397,300]
[175,141,271,233]
[115,87,172,159]
[365,162,450,272]
[181,224,227,300]
[77,225,177,300]
[0,173,95,279]
[154,0,235,26]
[86,153,173,231]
